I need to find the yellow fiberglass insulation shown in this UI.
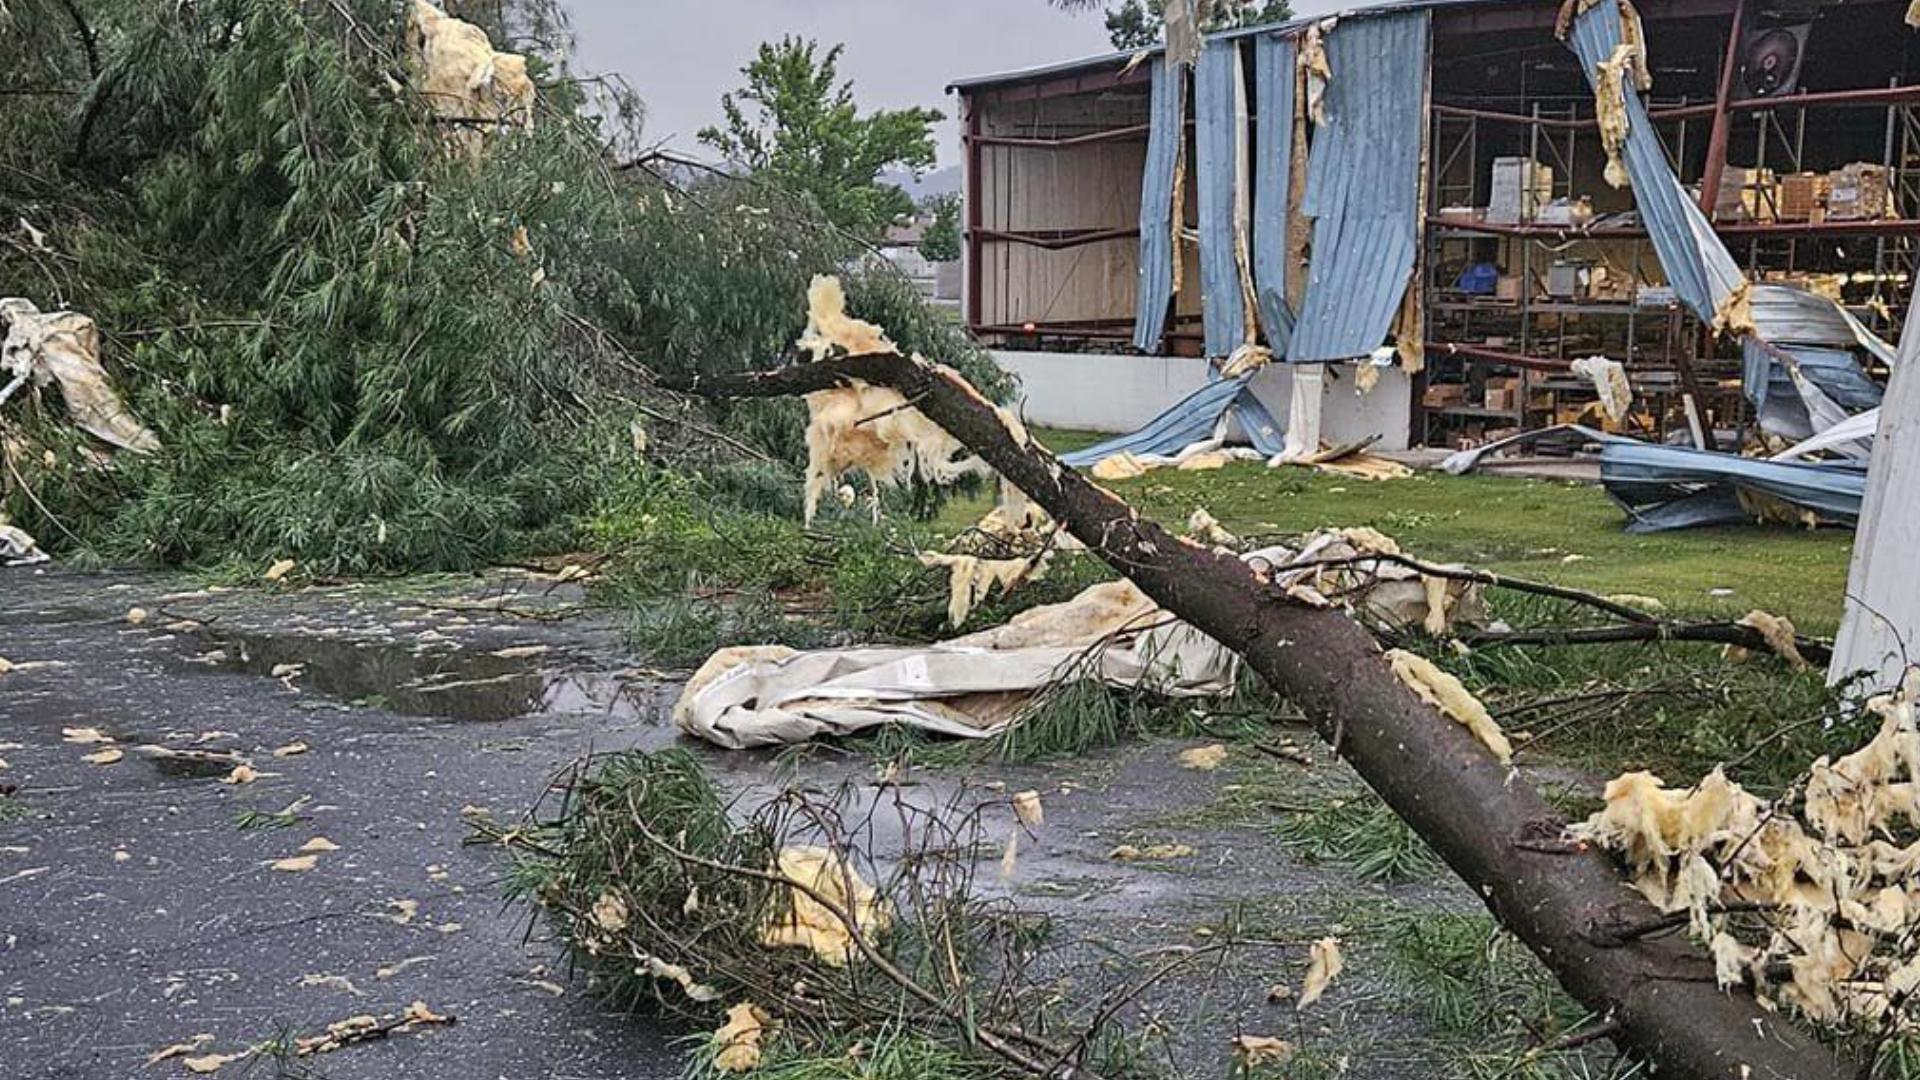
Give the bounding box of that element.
[1385,649,1513,764]
[918,550,1047,628]
[1594,42,1636,190]
[794,277,988,524]
[405,0,535,155]
[758,845,891,968]
[1736,609,1811,672]
[1574,675,1920,1026]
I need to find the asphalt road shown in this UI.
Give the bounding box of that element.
[1,565,1467,1080]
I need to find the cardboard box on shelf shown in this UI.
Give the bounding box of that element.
[1495,275,1523,302]
[1713,165,1778,222]
[1488,157,1553,224]
[1485,386,1516,412]
[1779,172,1831,222]
[1829,163,1893,220]
[1422,383,1467,409]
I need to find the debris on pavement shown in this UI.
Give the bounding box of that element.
[759,846,889,967]
[1,522,47,566]
[673,577,1237,748]
[1297,937,1344,1008]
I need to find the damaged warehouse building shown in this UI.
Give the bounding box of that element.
[949,0,1918,525]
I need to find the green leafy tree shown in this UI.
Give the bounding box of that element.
[917,193,961,264]
[699,38,942,238]
[1104,0,1294,50]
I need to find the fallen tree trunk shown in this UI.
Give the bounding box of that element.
[672,353,1850,1080]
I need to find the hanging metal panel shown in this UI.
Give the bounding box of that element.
[1252,32,1298,352]
[1133,58,1185,353]
[1196,39,1251,357]
[1286,11,1431,363]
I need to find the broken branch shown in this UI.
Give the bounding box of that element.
[672,351,1851,1080]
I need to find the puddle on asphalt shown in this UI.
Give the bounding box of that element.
[177,628,657,723]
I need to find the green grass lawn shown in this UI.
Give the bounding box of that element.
[943,427,1856,633]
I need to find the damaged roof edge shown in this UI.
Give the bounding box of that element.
[945,0,1506,94]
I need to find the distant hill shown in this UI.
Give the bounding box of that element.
[883,165,962,202]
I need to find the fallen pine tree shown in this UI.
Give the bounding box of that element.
[668,348,1852,1080]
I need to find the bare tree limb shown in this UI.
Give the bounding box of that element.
[669,352,1851,1080]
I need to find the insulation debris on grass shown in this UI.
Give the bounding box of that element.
[1091,451,1152,481]
[759,845,890,967]
[712,1002,773,1073]
[0,298,160,453]
[794,277,988,524]
[1254,528,1486,636]
[1185,508,1239,549]
[1386,649,1513,764]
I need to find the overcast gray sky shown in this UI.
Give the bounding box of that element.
[556,1,1118,169]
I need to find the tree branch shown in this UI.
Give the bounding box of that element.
[669,352,1852,1080]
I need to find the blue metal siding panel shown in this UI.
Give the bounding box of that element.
[1252,33,1297,352]
[1133,58,1184,354]
[1286,11,1430,363]
[1565,7,1744,325]
[1058,375,1250,465]
[1196,40,1248,357]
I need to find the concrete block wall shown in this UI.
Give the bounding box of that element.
[991,350,1415,450]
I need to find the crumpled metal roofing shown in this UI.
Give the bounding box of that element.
[1196,39,1251,357]
[1285,10,1430,363]
[1058,371,1286,465]
[1133,58,1185,353]
[1252,32,1299,353]
[1565,6,1746,328]
[1601,440,1866,532]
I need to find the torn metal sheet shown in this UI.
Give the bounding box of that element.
[1565,5,1747,333]
[1133,58,1186,353]
[0,298,160,454]
[674,579,1237,748]
[1602,441,1864,533]
[1286,10,1430,364]
[1196,38,1254,357]
[1059,369,1285,466]
[1252,32,1299,353]
[1444,422,1864,532]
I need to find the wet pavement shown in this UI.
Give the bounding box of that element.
[1,566,1468,1079]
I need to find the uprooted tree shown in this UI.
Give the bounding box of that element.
[672,344,1859,1080]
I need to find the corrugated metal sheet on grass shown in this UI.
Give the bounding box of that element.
[1566,6,1746,326]
[1286,10,1430,363]
[1133,58,1184,353]
[1196,40,1250,356]
[1601,440,1866,532]
[1058,372,1286,465]
[1252,32,1298,353]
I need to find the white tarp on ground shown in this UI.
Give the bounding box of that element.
[675,579,1235,749]
[0,298,159,453]
[676,532,1485,749]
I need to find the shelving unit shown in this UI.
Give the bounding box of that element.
[1418,26,1919,450]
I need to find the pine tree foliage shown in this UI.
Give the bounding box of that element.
[0,0,1001,574]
